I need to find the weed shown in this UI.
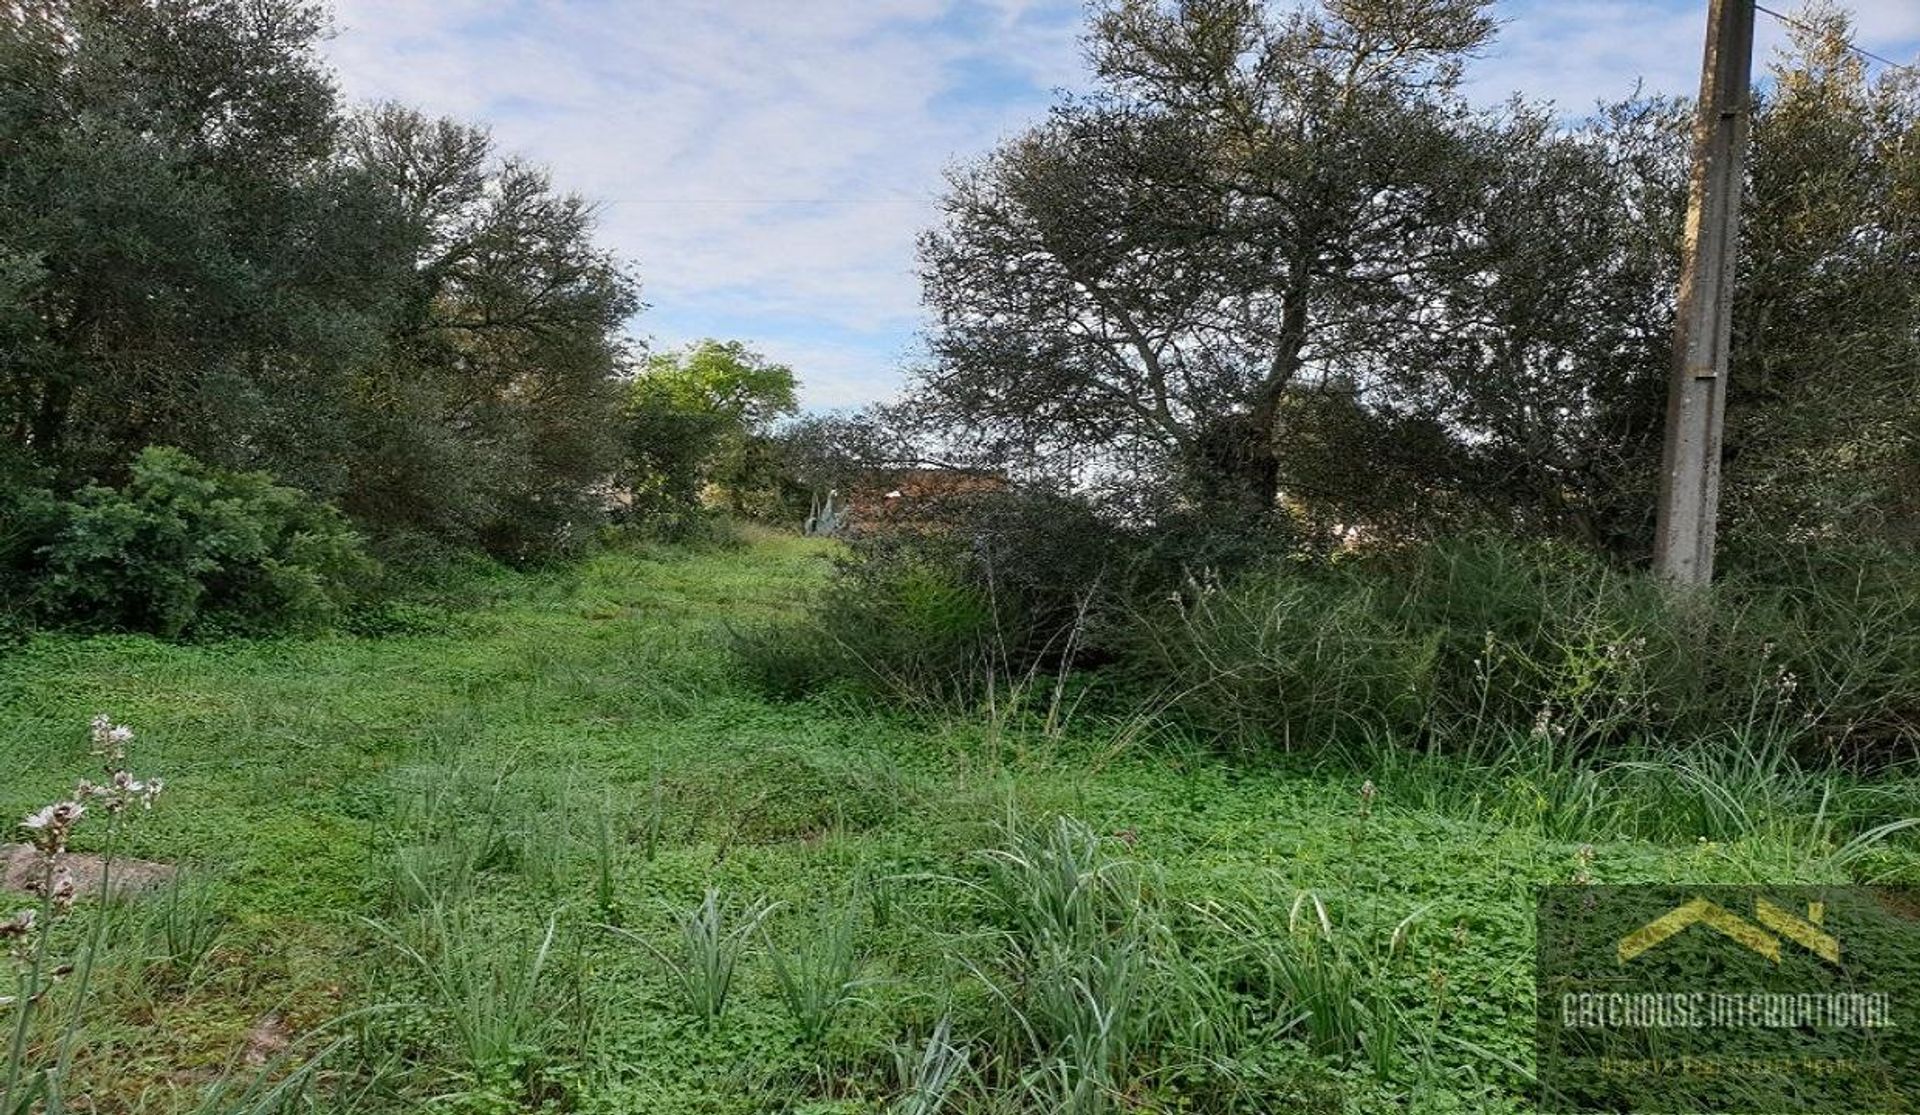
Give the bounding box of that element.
[640,770,666,862]
[764,900,871,1047]
[958,813,1243,1113]
[369,903,576,1089]
[592,797,620,922]
[889,1017,969,1115]
[1238,892,1423,1080]
[607,888,773,1026]
[3,714,164,1115]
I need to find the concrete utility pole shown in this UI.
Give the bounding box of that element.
[1652,0,1755,586]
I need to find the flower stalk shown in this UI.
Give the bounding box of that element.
[1,715,164,1113]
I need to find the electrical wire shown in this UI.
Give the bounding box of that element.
[1754,2,1920,77]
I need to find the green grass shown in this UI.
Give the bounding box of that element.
[1,528,1915,1112]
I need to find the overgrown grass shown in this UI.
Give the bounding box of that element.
[1124,535,1920,764]
[0,530,1914,1112]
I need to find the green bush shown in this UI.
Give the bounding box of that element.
[728,618,838,702]
[731,487,1262,707]
[738,489,1920,767]
[615,506,745,550]
[734,538,997,707]
[35,446,376,637]
[1124,535,1920,763]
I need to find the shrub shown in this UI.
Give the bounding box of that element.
[477,488,606,566]
[1123,534,1920,764]
[741,486,1920,768]
[1124,567,1438,748]
[728,617,843,702]
[732,486,1277,707]
[615,505,744,549]
[36,446,376,637]
[733,532,1000,706]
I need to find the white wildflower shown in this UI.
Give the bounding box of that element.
[20,801,85,854]
[89,713,134,765]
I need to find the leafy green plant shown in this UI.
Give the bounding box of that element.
[637,769,667,865]
[763,901,871,1047]
[889,1017,969,1115]
[958,814,1240,1114]
[370,905,571,1085]
[593,797,620,922]
[383,763,518,910]
[35,447,375,637]
[976,815,1139,961]
[1126,534,1920,767]
[1015,940,1145,1115]
[132,875,227,991]
[608,888,773,1026]
[1238,892,1422,1080]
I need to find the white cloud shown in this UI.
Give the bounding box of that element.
[323,1,1918,409]
[1466,1,1704,110]
[1468,0,1920,111]
[324,0,1082,408]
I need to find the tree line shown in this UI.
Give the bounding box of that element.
[1,1,804,633]
[6,0,1916,636]
[2,0,638,560]
[892,0,1920,559]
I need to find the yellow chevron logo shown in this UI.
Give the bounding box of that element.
[1618,897,1840,964]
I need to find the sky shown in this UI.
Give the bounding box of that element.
[324,0,1920,411]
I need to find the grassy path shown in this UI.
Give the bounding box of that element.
[0,532,1898,1113]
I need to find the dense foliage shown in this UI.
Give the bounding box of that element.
[749,0,1920,771]
[623,340,799,524]
[1125,535,1920,761]
[911,0,1920,556]
[7,446,373,636]
[741,504,1920,766]
[0,0,638,577]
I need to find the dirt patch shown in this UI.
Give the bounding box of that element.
[1,842,177,898]
[243,1013,294,1066]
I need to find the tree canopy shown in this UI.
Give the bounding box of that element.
[0,0,639,562]
[914,0,1920,556]
[625,340,799,515]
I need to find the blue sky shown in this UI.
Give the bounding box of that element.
[325,0,1920,411]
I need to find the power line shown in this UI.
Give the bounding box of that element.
[1753,2,1920,77]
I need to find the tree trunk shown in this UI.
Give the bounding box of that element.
[1186,410,1281,519]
